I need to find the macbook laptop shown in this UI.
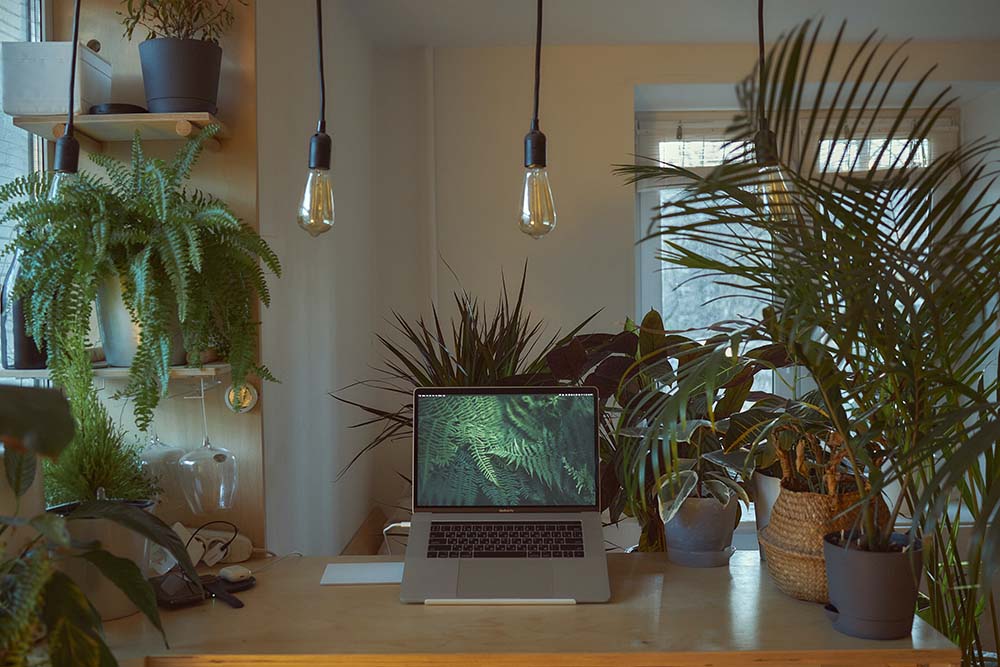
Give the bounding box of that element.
[400,386,610,604]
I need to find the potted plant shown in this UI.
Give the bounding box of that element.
[120,0,247,114]
[0,126,281,431]
[0,386,201,666]
[617,19,1000,653]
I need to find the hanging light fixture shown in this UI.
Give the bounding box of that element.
[753,0,792,218]
[519,0,555,239]
[296,0,335,237]
[49,0,83,200]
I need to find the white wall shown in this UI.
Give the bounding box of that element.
[257,0,378,555]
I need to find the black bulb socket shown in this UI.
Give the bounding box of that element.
[524,127,547,169]
[53,134,80,174]
[308,131,332,171]
[754,127,779,167]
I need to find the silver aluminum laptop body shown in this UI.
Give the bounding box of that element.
[400,387,610,604]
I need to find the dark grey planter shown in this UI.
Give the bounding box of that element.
[823,532,923,640]
[664,494,740,567]
[139,38,222,114]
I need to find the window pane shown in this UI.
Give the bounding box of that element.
[0,0,37,278]
[655,189,772,393]
[658,139,743,168]
[818,137,930,172]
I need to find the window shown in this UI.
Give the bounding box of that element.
[0,0,43,279]
[0,0,44,384]
[634,110,959,394]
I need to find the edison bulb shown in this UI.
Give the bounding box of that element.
[759,163,794,220]
[519,167,556,239]
[297,168,335,237]
[47,170,78,201]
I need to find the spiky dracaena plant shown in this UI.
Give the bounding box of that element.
[0,126,281,430]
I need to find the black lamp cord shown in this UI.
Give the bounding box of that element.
[530,0,543,131]
[756,0,766,133]
[65,0,82,139]
[315,0,326,134]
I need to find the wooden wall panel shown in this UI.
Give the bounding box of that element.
[50,0,265,546]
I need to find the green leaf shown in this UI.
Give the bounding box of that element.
[79,549,166,646]
[0,387,75,457]
[656,470,698,524]
[30,513,71,547]
[68,500,201,594]
[3,448,36,497]
[43,571,105,667]
[638,309,666,358]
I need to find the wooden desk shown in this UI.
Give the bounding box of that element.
[106,552,960,667]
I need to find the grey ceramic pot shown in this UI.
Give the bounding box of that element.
[96,274,186,368]
[664,493,740,567]
[823,532,923,640]
[139,38,222,114]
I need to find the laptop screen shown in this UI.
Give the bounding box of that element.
[413,387,599,510]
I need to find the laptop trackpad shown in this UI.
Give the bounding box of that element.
[457,560,554,599]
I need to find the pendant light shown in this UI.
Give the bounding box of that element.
[753,0,792,218]
[49,0,83,200]
[519,0,555,239]
[296,0,335,237]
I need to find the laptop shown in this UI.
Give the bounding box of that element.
[400,386,610,604]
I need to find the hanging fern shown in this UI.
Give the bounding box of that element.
[0,127,281,430]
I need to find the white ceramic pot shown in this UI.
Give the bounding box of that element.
[752,472,782,530]
[60,503,152,621]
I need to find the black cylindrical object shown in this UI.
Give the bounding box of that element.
[1,252,46,370]
[139,38,223,114]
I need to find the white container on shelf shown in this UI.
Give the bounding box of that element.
[1,41,112,116]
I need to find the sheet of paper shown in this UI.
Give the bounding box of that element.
[320,562,404,585]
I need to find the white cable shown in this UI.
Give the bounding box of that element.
[251,552,303,575]
[382,521,411,555]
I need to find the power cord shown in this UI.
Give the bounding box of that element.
[185,520,240,564]
[382,521,411,555]
[250,552,303,575]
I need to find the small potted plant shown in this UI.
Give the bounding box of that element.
[120,0,247,113]
[40,349,160,620]
[0,385,201,666]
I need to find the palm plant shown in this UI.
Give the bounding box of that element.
[616,20,999,662]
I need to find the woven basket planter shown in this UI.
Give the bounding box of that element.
[758,482,866,604]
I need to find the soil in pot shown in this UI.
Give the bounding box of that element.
[664,493,740,567]
[139,38,222,114]
[823,532,922,640]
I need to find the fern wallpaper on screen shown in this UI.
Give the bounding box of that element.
[416,394,596,507]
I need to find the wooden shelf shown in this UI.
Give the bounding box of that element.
[0,362,231,381]
[11,112,228,154]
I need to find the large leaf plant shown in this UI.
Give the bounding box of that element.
[0,386,201,667]
[0,126,281,430]
[616,20,1000,664]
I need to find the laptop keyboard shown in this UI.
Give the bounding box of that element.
[426,521,585,559]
